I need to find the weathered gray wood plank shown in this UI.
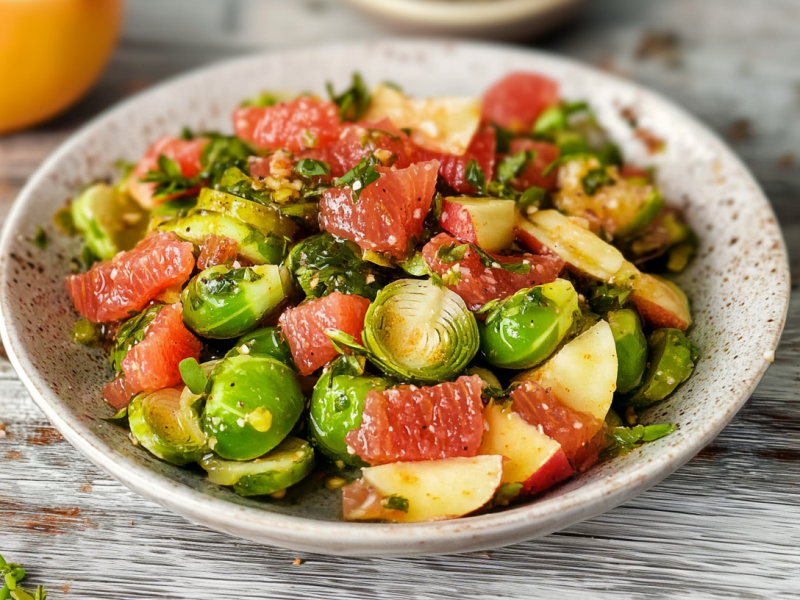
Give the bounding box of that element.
[2,0,800,598]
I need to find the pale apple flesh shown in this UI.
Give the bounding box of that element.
[514,210,625,281]
[516,211,692,330]
[363,83,481,156]
[515,320,618,434]
[342,455,504,523]
[440,196,517,253]
[480,401,573,496]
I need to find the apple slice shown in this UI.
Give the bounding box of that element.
[342,455,503,523]
[515,321,617,427]
[480,401,573,496]
[515,209,625,281]
[629,269,692,331]
[363,83,481,156]
[440,196,517,252]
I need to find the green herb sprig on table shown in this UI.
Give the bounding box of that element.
[0,554,47,600]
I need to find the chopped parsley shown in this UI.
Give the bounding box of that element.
[465,159,487,195]
[31,226,48,249]
[111,305,165,372]
[327,72,371,122]
[294,158,331,178]
[334,154,381,202]
[382,494,409,513]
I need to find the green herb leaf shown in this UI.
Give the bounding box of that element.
[436,243,469,264]
[141,154,202,199]
[469,245,531,275]
[111,305,165,372]
[334,154,381,202]
[179,358,209,395]
[587,282,632,313]
[533,105,567,136]
[103,406,129,425]
[327,72,371,122]
[240,91,281,108]
[294,158,331,177]
[325,328,369,356]
[581,168,612,196]
[199,133,255,187]
[382,494,409,512]
[32,226,48,249]
[496,150,535,184]
[398,252,432,277]
[491,124,515,154]
[517,186,547,213]
[601,423,677,459]
[465,160,486,195]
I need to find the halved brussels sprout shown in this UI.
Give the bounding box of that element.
[203,355,304,461]
[225,327,294,366]
[128,387,207,466]
[620,328,699,408]
[310,368,390,466]
[200,437,315,497]
[71,183,148,260]
[182,264,291,339]
[161,210,287,264]
[196,188,297,240]
[478,279,579,370]
[607,308,648,394]
[554,157,663,239]
[363,279,479,384]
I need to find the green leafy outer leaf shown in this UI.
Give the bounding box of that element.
[587,281,633,313]
[199,133,254,186]
[111,305,165,372]
[465,160,487,194]
[179,357,209,395]
[327,72,371,122]
[294,158,331,177]
[517,186,547,213]
[382,494,409,512]
[494,482,523,505]
[398,252,432,277]
[324,328,369,356]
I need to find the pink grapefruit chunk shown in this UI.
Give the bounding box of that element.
[66,232,195,323]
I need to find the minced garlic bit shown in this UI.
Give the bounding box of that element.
[239,344,251,355]
[763,350,775,363]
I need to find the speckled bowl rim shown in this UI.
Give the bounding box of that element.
[0,40,790,556]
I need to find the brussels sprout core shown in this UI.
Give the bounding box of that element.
[363,278,479,384]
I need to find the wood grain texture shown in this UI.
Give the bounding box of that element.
[1,0,799,598]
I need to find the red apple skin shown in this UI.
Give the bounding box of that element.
[631,294,690,331]
[521,447,574,496]
[440,199,479,245]
[515,223,549,254]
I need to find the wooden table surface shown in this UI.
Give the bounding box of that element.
[2,1,800,598]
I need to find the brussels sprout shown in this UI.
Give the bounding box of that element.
[310,368,390,466]
[128,387,207,465]
[225,327,294,366]
[161,210,287,264]
[200,437,315,497]
[182,265,291,339]
[150,196,198,219]
[622,208,698,274]
[363,279,479,384]
[203,355,304,460]
[554,157,663,239]
[607,309,648,394]
[287,232,389,301]
[196,188,297,239]
[478,279,579,370]
[620,328,699,408]
[71,183,148,260]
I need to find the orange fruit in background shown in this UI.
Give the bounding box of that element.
[0,0,124,135]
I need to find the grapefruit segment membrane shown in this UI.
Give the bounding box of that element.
[57,70,697,519]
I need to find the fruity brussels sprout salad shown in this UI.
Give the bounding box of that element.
[61,71,699,523]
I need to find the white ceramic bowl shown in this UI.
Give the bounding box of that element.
[343,0,585,40]
[0,40,789,556]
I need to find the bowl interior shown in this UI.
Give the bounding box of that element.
[0,41,789,555]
